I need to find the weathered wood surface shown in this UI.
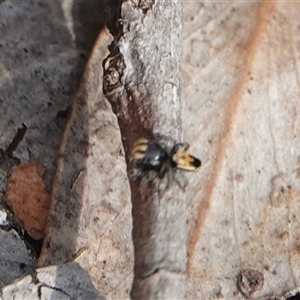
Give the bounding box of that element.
[103,1,187,299]
[0,1,133,299]
[1,1,300,300]
[1,262,103,300]
[0,0,107,295]
[182,2,300,299]
[37,28,134,299]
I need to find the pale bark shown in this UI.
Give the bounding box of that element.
[183,2,300,299]
[103,1,186,299]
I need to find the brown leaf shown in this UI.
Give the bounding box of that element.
[3,162,51,240]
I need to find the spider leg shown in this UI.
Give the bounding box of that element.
[140,171,158,190]
[153,133,176,152]
[171,142,190,155]
[156,162,171,197]
[173,169,188,191]
[128,167,145,180]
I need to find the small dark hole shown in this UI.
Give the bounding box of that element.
[23,231,43,257]
[79,53,86,59]
[19,262,26,269]
[56,107,70,119]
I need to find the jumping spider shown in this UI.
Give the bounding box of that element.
[130,137,201,192]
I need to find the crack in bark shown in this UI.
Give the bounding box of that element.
[5,123,27,155]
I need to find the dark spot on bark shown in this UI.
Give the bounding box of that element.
[237,269,264,298]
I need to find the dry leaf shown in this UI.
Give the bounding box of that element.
[3,162,50,240]
[0,0,112,294]
[183,2,300,299]
[37,28,134,299]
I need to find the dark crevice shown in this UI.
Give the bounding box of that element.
[23,230,43,257]
[0,205,42,258]
[56,106,70,119]
[104,0,123,37]
[287,292,300,300]
[5,123,27,155]
[37,283,73,300]
[141,267,160,279]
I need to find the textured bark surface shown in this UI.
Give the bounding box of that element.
[2,263,103,300]
[0,0,106,293]
[37,29,133,299]
[103,1,186,299]
[182,2,300,299]
[0,1,132,299]
[2,1,300,300]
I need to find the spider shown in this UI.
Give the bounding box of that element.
[130,138,201,192]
